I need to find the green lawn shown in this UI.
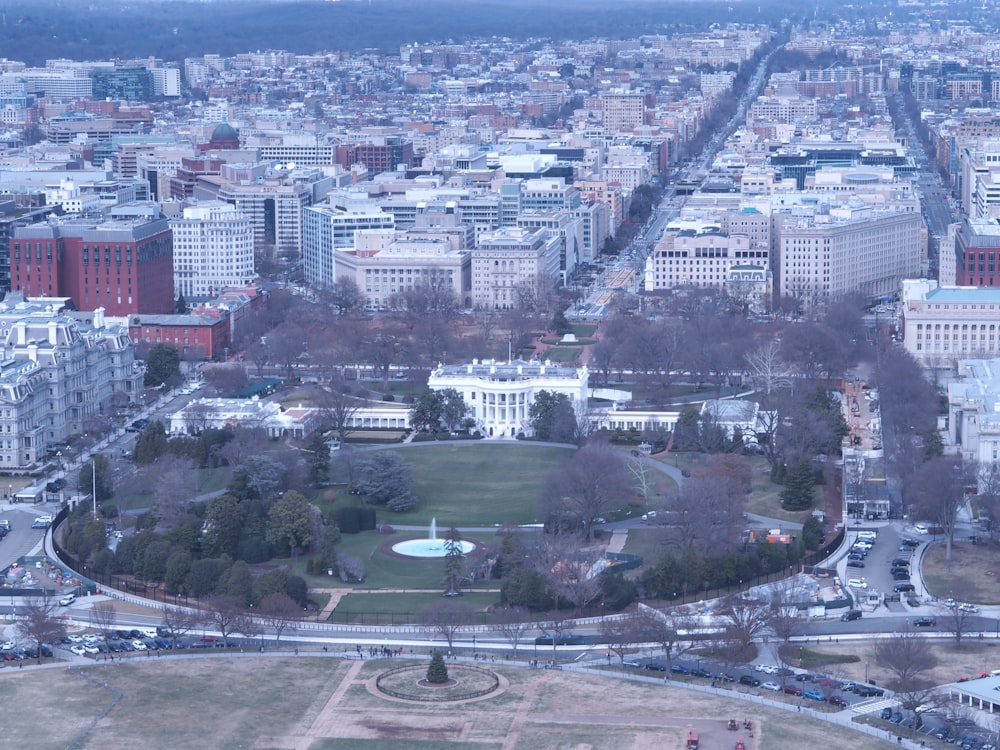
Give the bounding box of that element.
[377,443,576,527]
[291,530,506,591]
[571,323,598,338]
[331,591,499,623]
[540,347,580,363]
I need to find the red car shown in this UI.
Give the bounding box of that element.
[783,685,803,696]
[828,696,848,708]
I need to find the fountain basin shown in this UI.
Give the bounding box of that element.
[391,538,476,558]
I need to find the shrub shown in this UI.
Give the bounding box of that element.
[426,652,449,683]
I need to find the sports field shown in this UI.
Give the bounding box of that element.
[1,656,897,750]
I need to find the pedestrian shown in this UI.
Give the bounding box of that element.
[294,647,299,656]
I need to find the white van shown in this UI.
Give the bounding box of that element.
[914,524,929,534]
[857,531,877,540]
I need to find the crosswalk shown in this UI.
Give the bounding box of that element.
[852,697,898,714]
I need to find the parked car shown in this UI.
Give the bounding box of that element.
[893,583,915,593]
[739,675,761,687]
[670,664,689,675]
[856,686,885,697]
[847,578,867,589]
[803,689,826,701]
[913,616,936,627]
[893,572,911,581]
[761,681,781,691]
[847,560,866,568]
[841,610,863,621]
[783,685,803,696]
[891,558,910,567]
[828,696,849,707]
[880,707,893,720]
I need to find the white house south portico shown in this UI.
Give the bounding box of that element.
[428,359,588,438]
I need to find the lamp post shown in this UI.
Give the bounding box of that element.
[865,661,869,683]
[91,455,97,520]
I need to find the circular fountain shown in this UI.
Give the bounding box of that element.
[391,518,476,558]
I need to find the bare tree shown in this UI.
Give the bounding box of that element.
[17,596,67,663]
[627,454,654,506]
[536,443,632,542]
[766,579,809,673]
[601,613,643,668]
[720,594,770,644]
[491,605,532,657]
[744,339,791,396]
[909,455,968,561]
[635,606,697,678]
[154,455,199,526]
[316,374,365,443]
[528,535,604,614]
[160,605,200,650]
[873,628,938,691]
[419,599,474,651]
[541,616,574,662]
[89,601,118,646]
[938,599,976,648]
[203,595,244,648]
[201,364,249,399]
[258,592,299,647]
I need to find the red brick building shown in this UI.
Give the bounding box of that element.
[956,218,1000,287]
[11,217,173,315]
[128,311,230,360]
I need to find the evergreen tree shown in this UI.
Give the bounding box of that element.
[780,459,816,511]
[443,526,465,596]
[426,651,449,683]
[305,431,331,487]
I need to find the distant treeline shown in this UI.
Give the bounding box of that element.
[0,0,816,67]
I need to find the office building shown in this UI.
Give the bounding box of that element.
[170,202,255,300]
[11,217,173,315]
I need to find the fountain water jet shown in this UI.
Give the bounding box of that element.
[391,517,475,558]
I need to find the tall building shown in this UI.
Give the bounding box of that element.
[11,217,174,315]
[302,201,395,287]
[955,218,1000,287]
[471,227,561,310]
[90,67,154,101]
[170,202,255,300]
[901,279,1000,365]
[601,90,645,132]
[774,204,921,307]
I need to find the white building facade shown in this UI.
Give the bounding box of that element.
[900,279,1000,366]
[170,202,255,300]
[428,359,588,438]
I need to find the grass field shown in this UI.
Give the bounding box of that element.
[3,657,899,750]
[330,591,499,623]
[305,530,504,592]
[374,443,576,527]
[923,539,1000,605]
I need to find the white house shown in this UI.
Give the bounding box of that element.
[428,359,588,438]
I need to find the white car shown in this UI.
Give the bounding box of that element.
[69,645,87,656]
[761,681,781,692]
[66,634,83,643]
[0,641,14,651]
[131,640,147,651]
[847,578,868,589]
[958,603,980,614]
[754,664,779,674]
[59,594,76,606]
[83,644,99,655]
